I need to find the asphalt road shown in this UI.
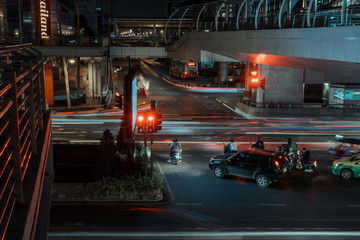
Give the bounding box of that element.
[48,148,360,239]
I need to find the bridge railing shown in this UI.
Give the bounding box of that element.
[0,43,47,238]
[0,35,168,47]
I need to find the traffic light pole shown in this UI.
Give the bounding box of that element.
[144,131,148,177]
[150,132,153,175]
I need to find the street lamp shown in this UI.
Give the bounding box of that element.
[68,58,76,64]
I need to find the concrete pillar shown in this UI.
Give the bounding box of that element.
[88,61,101,104]
[218,62,228,87]
[260,65,302,106]
[43,63,54,106]
[243,62,252,103]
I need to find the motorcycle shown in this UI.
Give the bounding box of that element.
[170,150,181,165]
[328,135,360,159]
[288,150,317,174]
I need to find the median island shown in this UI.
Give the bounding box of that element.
[51,129,164,202]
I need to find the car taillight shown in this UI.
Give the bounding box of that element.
[275,161,279,166]
[184,71,187,75]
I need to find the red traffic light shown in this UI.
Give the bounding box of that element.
[147,114,154,133]
[137,114,145,133]
[250,70,258,76]
[115,92,122,109]
[138,115,144,122]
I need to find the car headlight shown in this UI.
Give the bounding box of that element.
[333,163,343,167]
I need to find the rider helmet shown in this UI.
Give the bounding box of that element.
[173,138,178,142]
[258,137,262,140]
[230,138,234,142]
[287,137,292,141]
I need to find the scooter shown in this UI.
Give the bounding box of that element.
[170,150,181,165]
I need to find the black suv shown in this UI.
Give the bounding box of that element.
[209,149,289,188]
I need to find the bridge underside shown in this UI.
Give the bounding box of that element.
[166,26,360,77]
[202,50,360,77]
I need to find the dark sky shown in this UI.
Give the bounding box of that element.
[114,0,171,18]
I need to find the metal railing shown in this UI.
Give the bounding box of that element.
[0,43,46,238]
[0,4,359,48]
[242,100,360,109]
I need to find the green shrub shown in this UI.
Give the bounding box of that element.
[94,166,164,200]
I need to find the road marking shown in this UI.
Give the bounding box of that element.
[258,204,286,207]
[54,131,77,134]
[48,231,360,238]
[176,203,203,206]
[69,140,100,143]
[150,141,332,145]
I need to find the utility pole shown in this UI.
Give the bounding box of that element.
[63,57,71,108]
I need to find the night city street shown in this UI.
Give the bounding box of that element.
[2,0,360,240]
[48,60,360,239]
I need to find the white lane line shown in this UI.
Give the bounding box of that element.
[53,131,77,134]
[92,131,108,133]
[258,204,286,207]
[151,141,331,145]
[48,231,360,237]
[176,203,203,206]
[69,140,100,143]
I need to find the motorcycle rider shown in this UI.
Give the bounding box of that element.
[286,137,298,153]
[301,147,310,166]
[252,137,264,149]
[225,138,238,153]
[168,138,182,162]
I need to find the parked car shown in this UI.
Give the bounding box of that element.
[332,154,360,179]
[209,149,290,188]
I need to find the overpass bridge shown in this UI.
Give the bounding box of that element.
[32,0,360,116]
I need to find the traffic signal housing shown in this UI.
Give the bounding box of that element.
[150,99,157,111]
[115,91,122,109]
[154,114,162,132]
[147,114,154,133]
[250,70,259,87]
[137,114,145,133]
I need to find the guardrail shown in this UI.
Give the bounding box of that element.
[0,43,46,238]
[242,100,360,109]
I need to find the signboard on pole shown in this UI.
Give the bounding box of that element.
[132,75,138,133]
[36,0,51,46]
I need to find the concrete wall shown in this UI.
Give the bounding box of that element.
[36,46,167,58]
[110,47,167,58]
[261,65,303,105]
[304,69,360,84]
